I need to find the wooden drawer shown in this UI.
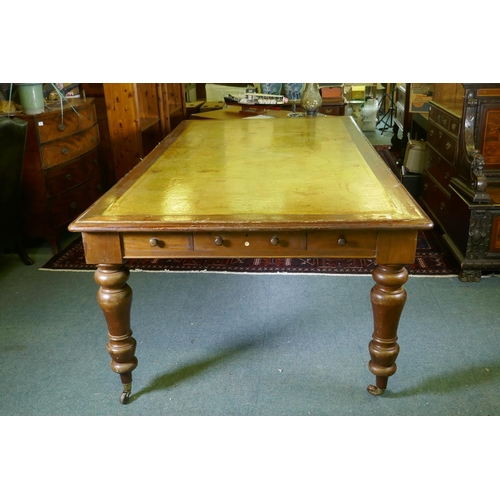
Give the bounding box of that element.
[427,123,457,165]
[78,104,97,130]
[122,232,194,257]
[40,123,100,168]
[425,145,454,191]
[36,110,80,143]
[429,104,460,137]
[448,116,460,136]
[307,230,377,257]
[121,230,378,258]
[44,148,100,197]
[49,172,104,227]
[193,231,306,256]
[421,172,450,229]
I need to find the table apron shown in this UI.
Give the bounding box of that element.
[82,229,419,264]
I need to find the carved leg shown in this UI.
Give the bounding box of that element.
[95,264,137,404]
[458,268,482,282]
[367,265,408,396]
[15,239,34,266]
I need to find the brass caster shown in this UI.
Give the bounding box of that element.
[120,391,131,404]
[120,383,132,404]
[367,384,385,396]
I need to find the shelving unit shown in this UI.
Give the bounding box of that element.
[83,83,186,184]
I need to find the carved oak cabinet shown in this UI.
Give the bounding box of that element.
[419,83,500,281]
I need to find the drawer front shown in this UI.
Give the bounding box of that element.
[49,172,104,228]
[121,230,379,258]
[427,123,456,164]
[44,148,100,197]
[448,115,460,136]
[425,145,454,191]
[122,233,194,257]
[41,123,100,168]
[421,172,450,229]
[36,111,80,143]
[194,231,306,256]
[428,105,438,123]
[78,103,97,130]
[434,110,449,130]
[307,230,377,257]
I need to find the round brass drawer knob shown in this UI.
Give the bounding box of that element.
[61,147,69,154]
[70,202,77,209]
[270,236,279,246]
[66,173,72,181]
[214,236,224,246]
[337,237,347,247]
[149,238,159,247]
[58,124,65,131]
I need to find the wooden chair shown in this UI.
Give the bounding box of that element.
[0,115,33,265]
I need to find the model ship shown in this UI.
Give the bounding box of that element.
[224,88,288,108]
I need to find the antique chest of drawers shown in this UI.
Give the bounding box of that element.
[17,98,104,253]
[419,101,461,231]
[419,84,500,281]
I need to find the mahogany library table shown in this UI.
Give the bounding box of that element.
[69,117,433,404]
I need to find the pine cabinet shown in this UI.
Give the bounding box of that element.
[101,83,186,183]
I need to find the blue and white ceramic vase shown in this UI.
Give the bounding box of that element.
[283,83,305,102]
[260,83,282,95]
[301,83,322,116]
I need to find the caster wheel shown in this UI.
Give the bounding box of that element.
[367,384,385,396]
[120,391,131,404]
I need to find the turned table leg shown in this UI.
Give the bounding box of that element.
[95,264,138,404]
[367,264,408,396]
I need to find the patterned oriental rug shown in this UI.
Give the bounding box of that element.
[40,146,460,276]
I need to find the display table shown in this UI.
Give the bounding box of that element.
[69,117,432,404]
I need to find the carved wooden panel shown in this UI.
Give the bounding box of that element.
[481,109,500,168]
[490,215,500,253]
